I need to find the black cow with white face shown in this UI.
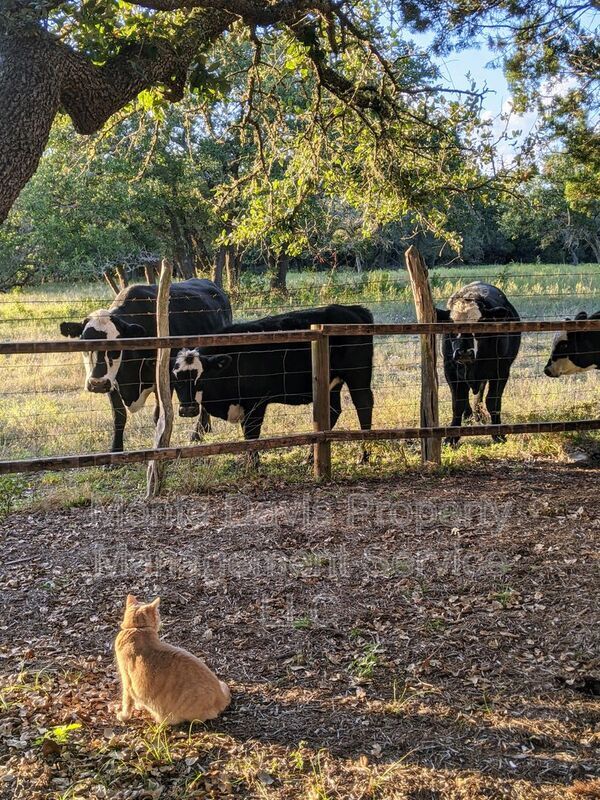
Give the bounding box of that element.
[60,279,232,452]
[544,311,600,377]
[436,282,521,446]
[172,304,374,465]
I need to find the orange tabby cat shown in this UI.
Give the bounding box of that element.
[114,595,230,725]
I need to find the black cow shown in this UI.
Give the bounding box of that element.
[544,311,600,377]
[172,304,374,464]
[60,279,232,452]
[436,282,521,445]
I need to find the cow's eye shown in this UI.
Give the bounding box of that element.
[108,350,120,361]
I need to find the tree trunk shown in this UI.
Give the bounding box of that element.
[224,245,240,291]
[212,245,226,288]
[0,15,232,223]
[269,252,289,293]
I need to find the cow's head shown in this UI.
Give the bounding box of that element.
[172,348,232,417]
[544,312,600,377]
[436,301,510,365]
[60,311,145,393]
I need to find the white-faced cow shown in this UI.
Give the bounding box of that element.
[544,311,600,377]
[436,282,521,446]
[172,304,374,465]
[60,279,232,452]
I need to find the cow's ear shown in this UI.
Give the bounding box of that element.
[205,354,232,373]
[120,322,146,339]
[60,321,84,338]
[481,306,510,320]
[435,308,451,322]
[575,311,589,320]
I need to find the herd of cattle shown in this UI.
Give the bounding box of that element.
[59,277,600,455]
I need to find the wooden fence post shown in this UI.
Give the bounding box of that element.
[146,260,174,498]
[311,325,331,480]
[405,245,441,466]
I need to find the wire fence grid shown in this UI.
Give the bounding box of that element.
[0,268,599,474]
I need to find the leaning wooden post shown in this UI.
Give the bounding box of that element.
[311,325,331,480]
[146,260,174,498]
[405,245,441,466]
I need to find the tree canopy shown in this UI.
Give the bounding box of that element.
[1,0,598,226]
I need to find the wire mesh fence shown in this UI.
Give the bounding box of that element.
[0,265,599,474]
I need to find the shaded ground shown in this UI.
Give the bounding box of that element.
[1,462,599,799]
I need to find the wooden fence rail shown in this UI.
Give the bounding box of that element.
[1,318,600,356]
[1,420,599,476]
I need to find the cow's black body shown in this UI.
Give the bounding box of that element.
[544,311,600,377]
[436,282,521,445]
[60,279,231,452]
[173,304,374,459]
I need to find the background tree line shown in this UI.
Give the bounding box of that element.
[1,2,597,292]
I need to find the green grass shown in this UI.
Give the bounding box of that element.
[0,263,599,511]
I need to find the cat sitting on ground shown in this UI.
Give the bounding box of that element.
[114,594,230,725]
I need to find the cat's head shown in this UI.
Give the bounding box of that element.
[121,594,161,631]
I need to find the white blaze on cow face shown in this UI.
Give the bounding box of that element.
[448,300,481,360]
[82,310,122,390]
[448,299,482,324]
[173,349,205,406]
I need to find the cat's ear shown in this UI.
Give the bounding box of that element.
[126,594,138,607]
[149,597,160,608]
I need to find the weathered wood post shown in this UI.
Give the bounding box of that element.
[146,259,174,498]
[405,245,441,466]
[311,325,331,480]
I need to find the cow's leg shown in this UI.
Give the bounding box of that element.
[109,390,127,453]
[486,377,508,442]
[347,384,373,464]
[190,406,212,442]
[241,405,266,469]
[472,382,487,423]
[445,380,469,447]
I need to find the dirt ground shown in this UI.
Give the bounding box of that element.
[0,461,599,799]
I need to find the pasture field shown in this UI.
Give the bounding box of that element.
[0,262,599,512]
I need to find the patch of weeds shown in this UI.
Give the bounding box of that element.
[35,722,82,747]
[293,616,312,631]
[478,691,494,714]
[306,750,331,800]
[425,617,446,633]
[349,642,383,680]
[494,587,515,608]
[0,474,29,519]
[142,722,172,764]
[289,741,308,772]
